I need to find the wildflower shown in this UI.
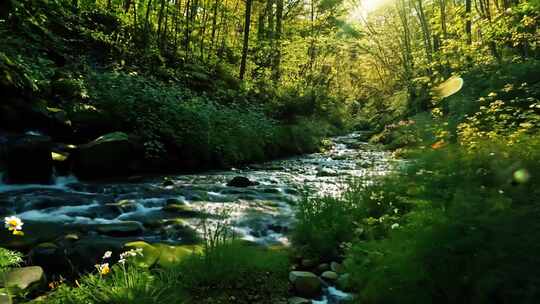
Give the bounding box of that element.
[4,216,24,236]
[95,263,110,276]
[102,251,112,259]
[118,248,144,265]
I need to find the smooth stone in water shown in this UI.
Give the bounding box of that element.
[316,168,338,177]
[321,271,339,281]
[226,176,259,187]
[289,271,322,298]
[161,205,201,217]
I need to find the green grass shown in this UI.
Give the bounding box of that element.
[44,242,289,304]
[292,136,540,304]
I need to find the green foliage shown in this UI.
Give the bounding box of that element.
[344,137,540,304]
[176,242,289,303]
[47,266,183,304]
[0,247,23,273]
[292,176,412,261]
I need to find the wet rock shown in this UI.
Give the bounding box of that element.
[288,297,311,304]
[166,198,185,205]
[226,176,259,188]
[63,233,80,242]
[317,263,330,273]
[316,168,338,177]
[3,135,53,184]
[0,221,65,251]
[105,200,138,214]
[162,205,201,217]
[321,271,339,282]
[289,271,322,298]
[72,132,139,179]
[162,180,174,187]
[96,221,144,237]
[1,266,45,292]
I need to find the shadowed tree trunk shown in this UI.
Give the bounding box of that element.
[239,0,253,80]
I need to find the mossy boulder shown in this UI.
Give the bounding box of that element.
[123,241,161,268]
[162,204,202,217]
[153,243,202,269]
[72,132,139,179]
[1,266,45,293]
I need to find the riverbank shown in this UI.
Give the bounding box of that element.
[0,133,392,303]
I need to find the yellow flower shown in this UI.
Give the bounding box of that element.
[4,216,24,235]
[95,263,110,276]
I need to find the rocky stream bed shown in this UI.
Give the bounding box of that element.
[0,133,394,303]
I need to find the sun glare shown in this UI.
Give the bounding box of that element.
[349,0,392,20]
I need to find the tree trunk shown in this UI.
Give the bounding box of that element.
[239,0,253,80]
[465,0,472,45]
[271,0,283,82]
[144,0,153,47]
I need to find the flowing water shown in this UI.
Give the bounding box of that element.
[0,133,394,302]
[0,133,393,246]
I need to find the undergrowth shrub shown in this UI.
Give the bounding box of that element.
[344,136,540,304]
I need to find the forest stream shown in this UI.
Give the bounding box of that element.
[0,133,393,302]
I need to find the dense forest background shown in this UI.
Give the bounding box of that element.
[0,0,539,303]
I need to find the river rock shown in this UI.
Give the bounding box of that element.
[289,271,322,298]
[288,297,311,304]
[123,241,161,268]
[316,168,338,177]
[166,198,185,205]
[226,176,259,187]
[1,266,45,292]
[96,221,144,237]
[317,263,330,273]
[162,204,201,217]
[153,244,202,268]
[72,132,137,179]
[3,135,53,184]
[321,271,339,282]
